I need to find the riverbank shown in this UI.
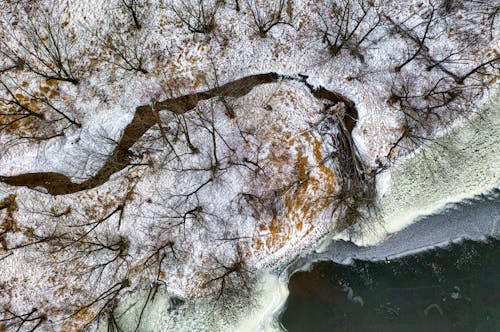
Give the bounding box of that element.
[100,91,499,331]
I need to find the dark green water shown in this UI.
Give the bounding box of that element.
[282,238,500,332]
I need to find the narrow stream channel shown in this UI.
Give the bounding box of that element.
[0,73,357,195]
[280,93,500,332]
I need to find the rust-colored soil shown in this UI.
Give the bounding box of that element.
[0,73,357,195]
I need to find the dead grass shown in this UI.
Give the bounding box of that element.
[254,131,339,253]
[0,79,61,138]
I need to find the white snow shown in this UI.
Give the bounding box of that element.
[0,0,498,330]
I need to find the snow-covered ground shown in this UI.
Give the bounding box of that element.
[0,0,498,330]
[110,91,499,332]
[333,92,500,246]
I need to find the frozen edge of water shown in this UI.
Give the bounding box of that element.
[103,93,499,332]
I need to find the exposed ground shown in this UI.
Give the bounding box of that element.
[0,0,498,331]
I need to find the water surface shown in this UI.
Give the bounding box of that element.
[282,237,500,332]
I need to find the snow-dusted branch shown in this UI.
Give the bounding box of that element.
[169,0,222,34]
[119,0,143,30]
[0,77,80,140]
[98,20,149,74]
[318,0,381,62]
[246,0,294,37]
[0,307,46,332]
[0,4,81,84]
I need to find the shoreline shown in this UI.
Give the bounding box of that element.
[237,89,500,330]
[105,92,499,331]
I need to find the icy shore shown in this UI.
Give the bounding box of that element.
[104,92,499,332]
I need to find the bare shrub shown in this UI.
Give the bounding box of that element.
[170,0,222,34]
[318,0,381,62]
[245,0,294,37]
[98,20,149,74]
[0,76,80,140]
[0,4,81,84]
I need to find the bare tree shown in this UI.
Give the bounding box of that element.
[0,307,47,332]
[385,3,499,85]
[0,4,81,84]
[1,197,134,329]
[245,0,294,37]
[394,4,436,72]
[383,68,487,162]
[453,57,500,85]
[0,75,80,140]
[68,279,130,331]
[170,0,222,34]
[202,245,252,310]
[390,73,481,121]
[318,0,381,62]
[44,230,130,284]
[97,20,149,74]
[119,0,143,29]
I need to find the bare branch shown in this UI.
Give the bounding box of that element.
[170,0,222,34]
